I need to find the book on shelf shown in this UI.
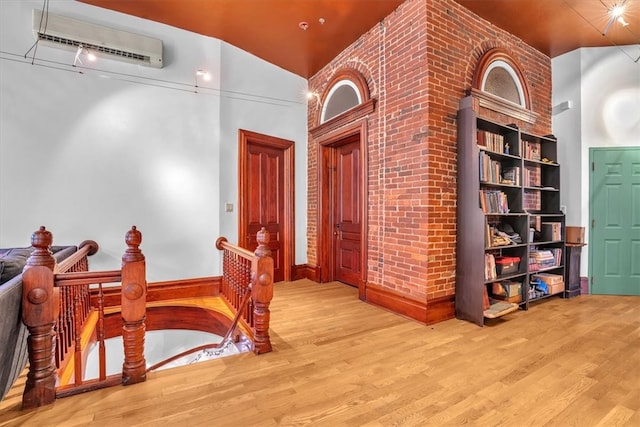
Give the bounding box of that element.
[551,247,562,266]
[477,130,506,154]
[522,140,541,161]
[480,154,519,185]
[541,222,562,241]
[479,190,509,213]
[485,253,497,281]
[523,166,537,187]
[485,223,491,247]
[529,247,562,270]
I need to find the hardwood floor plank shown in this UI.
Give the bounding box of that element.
[1,279,639,426]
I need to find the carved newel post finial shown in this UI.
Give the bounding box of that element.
[25,226,55,271]
[122,225,144,263]
[255,227,272,257]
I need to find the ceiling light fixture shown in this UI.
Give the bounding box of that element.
[602,0,629,35]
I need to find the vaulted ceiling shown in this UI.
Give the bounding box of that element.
[78,0,640,78]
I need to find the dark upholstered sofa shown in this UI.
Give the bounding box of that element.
[0,246,78,401]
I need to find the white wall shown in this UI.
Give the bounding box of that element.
[552,44,640,276]
[0,1,308,281]
[218,43,309,264]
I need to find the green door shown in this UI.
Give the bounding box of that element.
[590,147,640,295]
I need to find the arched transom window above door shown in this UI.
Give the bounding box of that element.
[309,68,376,138]
[321,79,361,123]
[470,48,537,123]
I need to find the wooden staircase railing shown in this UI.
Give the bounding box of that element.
[21,226,146,409]
[145,229,274,371]
[20,226,274,409]
[216,227,274,354]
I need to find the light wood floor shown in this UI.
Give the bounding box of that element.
[1,279,638,426]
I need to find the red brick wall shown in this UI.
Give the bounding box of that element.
[307,0,551,312]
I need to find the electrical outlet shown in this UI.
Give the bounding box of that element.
[560,205,567,214]
[225,202,234,212]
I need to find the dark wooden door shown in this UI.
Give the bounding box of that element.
[334,138,361,286]
[245,142,285,282]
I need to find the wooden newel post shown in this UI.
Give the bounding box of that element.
[120,226,147,385]
[21,226,59,409]
[251,227,274,354]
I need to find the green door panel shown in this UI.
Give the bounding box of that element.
[590,147,640,295]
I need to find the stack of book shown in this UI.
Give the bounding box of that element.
[529,249,557,271]
[477,131,505,153]
[479,152,502,183]
[479,190,509,213]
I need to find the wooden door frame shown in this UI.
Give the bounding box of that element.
[317,120,368,300]
[238,129,295,282]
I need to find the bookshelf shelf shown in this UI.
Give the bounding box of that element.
[524,186,559,191]
[455,96,566,326]
[523,158,559,166]
[483,272,527,285]
[485,243,528,250]
[530,265,564,274]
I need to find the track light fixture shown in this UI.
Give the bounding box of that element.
[306,91,321,104]
[73,44,97,66]
[602,0,630,35]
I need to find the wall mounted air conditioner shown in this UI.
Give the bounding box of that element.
[32,9,163,68]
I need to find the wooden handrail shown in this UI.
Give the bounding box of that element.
[54,240,99,274]
[215,237,255,259]
[55,270,122,287]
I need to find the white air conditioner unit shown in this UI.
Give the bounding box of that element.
[32,9,163,68]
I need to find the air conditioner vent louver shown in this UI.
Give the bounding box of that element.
[37,33,150,62]
[32,9,163,68]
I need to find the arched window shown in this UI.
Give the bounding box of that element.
[309,68,375,137]
[481,60,526,107]
[321,80,362,123]
[471,48,535,122]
